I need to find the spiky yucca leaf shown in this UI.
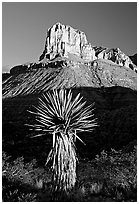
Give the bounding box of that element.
[28,89,97,193]
[28,89,97,136]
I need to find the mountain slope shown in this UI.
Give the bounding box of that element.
[2,58,136,99]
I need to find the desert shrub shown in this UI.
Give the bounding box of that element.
[75,145,137,201]
[2,177,38,202]
[2,151,52,201]
[3,152,37,185]
[2,145,136,202]
[94,146,136,200]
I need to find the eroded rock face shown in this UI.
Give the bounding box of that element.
[39,22,136,71]
[9,23,137,76]
[95,47,136,70]
[39,22,96,61]
[129,53,137,66]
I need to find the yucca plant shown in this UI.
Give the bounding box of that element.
[28,89,97,194]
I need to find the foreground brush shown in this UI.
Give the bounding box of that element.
[27,89,97,195]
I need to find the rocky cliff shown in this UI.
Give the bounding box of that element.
[129,53,137,66]
[38,22,136,71]
[39,22,96,62]
[3,23,137,98]
[8,22,137,75]
[94,47,137,71]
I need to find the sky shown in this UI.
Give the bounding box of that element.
[2,2,137,72]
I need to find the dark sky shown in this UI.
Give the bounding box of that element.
[2,2,137,72]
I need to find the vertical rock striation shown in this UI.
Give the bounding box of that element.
[39,22,96,61]
[94,47,136,70]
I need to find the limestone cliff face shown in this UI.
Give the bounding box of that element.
[39,22,96,61]
[8,22,137,75]
[95,47,136,70]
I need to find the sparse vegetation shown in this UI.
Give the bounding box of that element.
[2,144,137,201]
[2,87,137,201]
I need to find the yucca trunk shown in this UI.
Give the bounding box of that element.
[51,132,77,193]
[28,89,97,198]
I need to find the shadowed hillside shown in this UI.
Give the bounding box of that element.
[3,86,137,162]
[3,53,137,161]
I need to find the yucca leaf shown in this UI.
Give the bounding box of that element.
[38,97,56,116]
[45,149,53,165]
[53,132,56,148]
[66,94,82,117]
[51,90,60,115]
[30,133,45,138]
[65,90,73,113]
[65,93,81,114]
[28,89,97,193]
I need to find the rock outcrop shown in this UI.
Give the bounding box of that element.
[8,23,136,75]
[39,22,136,71]
[129,53,137,66]
[39,22,96,62]
[94,46,136,71]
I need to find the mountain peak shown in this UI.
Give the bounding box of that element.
[38,23,136,72]
[2,22,137,98]
[51,22,64,28]
[39,22,96,62]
